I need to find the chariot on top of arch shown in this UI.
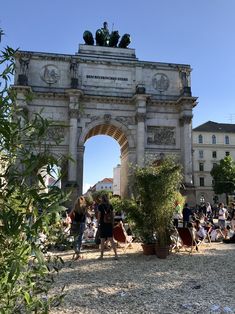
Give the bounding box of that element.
[83,22,131,48]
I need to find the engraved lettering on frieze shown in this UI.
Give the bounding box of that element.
[40,64,60,84]
[179,115,192,126]
[115,116,135,126]
[147,126,176,145]
[86,75,128,81]
[152,73,169,92]
[47,126,65,141]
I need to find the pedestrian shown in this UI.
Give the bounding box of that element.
[97,194,118,260]
[70,196,87,260]
[182,203,191,228]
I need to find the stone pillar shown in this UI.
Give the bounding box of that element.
[179,113,193,185]
[133,94,147,167]
[66,89,83,186]
[11,86,32,126]
[77,146,85,196]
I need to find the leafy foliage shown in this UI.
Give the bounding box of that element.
[210,155,235,195]
[0,40,68,312]
[131,157,183,246]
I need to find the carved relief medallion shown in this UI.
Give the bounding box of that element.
[40,64,60,84]
[152,73,169,92]
[147,126,175,145]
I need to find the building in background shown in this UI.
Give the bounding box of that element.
[113,164,121,196]
[193,121,235,205]
[88,178,113,193]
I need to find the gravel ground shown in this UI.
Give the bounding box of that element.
[49,242,235,314]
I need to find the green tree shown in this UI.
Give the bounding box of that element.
[0,32,68,313]
[210,155,235,201]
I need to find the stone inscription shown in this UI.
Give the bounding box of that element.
[83,68,132,88]
[86,75,128,81]
[147,126,176,145]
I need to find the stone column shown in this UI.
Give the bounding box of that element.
[66,90,83,186]
[133,94,147,167]
[11,86,32,125]
[77,146,85,196]
[179,113,193,185]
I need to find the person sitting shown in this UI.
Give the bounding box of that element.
[222,225,234,240]
[210,226,224,242]
[83,222,97,240]
[194,219,207,242]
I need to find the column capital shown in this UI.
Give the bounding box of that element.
[69,108,80,119]
[11,85,32,113]
[65,89,83,100]
[179,115,193,126]
[132,93,149,104]
[135,112,146,123]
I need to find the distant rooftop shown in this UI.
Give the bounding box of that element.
[193,121,235,133]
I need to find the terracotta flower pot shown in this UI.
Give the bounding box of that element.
[155,245,170,259]
[141,243,156,255]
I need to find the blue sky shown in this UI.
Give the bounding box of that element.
[1,0,235,192]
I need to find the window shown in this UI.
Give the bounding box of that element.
[225,151,230,156]
[199,150,204,159]
[225,135,229,144]
[198,134,203,144]
[199,177,205,187]
[212,135,216,144]
[212,151,217,158]
[199,162,204,171]
[212,163,217,169]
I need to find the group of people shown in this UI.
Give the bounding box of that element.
[173,201,235,244]
[68,194,118,261]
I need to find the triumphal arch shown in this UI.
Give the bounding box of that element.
[13,23,197,199]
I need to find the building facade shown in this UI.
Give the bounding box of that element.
[95,178,113,191]
[12,28,197,201]
[193,121,235,204]
[113,164,121,196]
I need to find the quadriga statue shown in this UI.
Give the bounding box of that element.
[83,30,94,45]
[82,22,131,48]
[109,31,120,47]
[118,33,131,48]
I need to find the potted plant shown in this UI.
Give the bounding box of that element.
[132,156,183,258]
[124,197,156,255]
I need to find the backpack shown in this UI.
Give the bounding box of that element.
[103,206,114,224]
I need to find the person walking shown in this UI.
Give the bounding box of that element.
[97,194,118,260]
[70,196,87,261]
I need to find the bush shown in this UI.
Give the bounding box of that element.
[0,39,68,312]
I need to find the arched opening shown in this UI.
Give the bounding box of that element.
[80,123,130,197]
[83,135,120,194]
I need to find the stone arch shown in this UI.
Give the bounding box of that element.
[78,118,136,197]
[79,118,135,153]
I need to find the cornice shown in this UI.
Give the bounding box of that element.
[83,94,132,104]
[33,91,67,100]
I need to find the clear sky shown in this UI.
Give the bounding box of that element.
[1,0,235,192]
